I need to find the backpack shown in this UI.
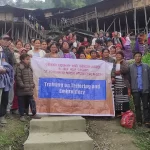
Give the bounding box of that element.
[121,110,135,129]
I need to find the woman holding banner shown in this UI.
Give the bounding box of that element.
[112,51,130,115]
[45,43,60,58]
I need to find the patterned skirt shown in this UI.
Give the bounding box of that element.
[113,78,129,112]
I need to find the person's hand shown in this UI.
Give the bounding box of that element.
[0,68,6,74]
[115,71,121,75]
[128,88,131,97]
[111,78,115,84]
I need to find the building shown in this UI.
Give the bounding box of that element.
[48,0,150,35]
[0,5,47,42]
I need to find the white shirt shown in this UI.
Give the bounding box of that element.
[92,38,97,46]
[116,64,122,79]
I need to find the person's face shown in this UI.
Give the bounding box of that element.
[63,36,67,41]
[23,56,30,65]
[8,43,15,52]
[116,54,123,61]
[80,54,86,59]
[107,41,113,47]
[73,35,77,40]
[31,39,35,45]
[103,50,109,58]
[134,54,142,63]
[110,48,116,55]
[41,42,47,50]
[86,47,92,54]
[21,50,27,54]
[34,40,41,49]
[94,33,98,38]
[3,39,9,47]
[99,33,103,37]
[91,52,97,59]
[59,39,63,44]
[16,42,23,49]
[72,48,77,54]
[25,44,31,51]
[84,38,87,42]
[106,33,109,37]
[116,47,122,52]
[63,42,69,49]
[95,43,99,48]
[69,33,73,37]
[114,31,118,36]
[51,44,58,53]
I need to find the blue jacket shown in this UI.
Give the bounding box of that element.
[0,62,14,91]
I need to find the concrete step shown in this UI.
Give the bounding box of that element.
[24,132,93,150]
[30,116,86,133]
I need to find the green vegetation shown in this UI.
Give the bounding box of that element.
[0,118,29,150]
[121,127,150,150]
[0,0,103,9]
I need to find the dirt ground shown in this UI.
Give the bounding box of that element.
[86,118,140,150]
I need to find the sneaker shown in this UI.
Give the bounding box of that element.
[12,110,19,115]
[32,115,41,119]
[0,117,7,124]
[6,111,13,119]
[20,116,26,122]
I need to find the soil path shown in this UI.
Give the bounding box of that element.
[86,118,139,150]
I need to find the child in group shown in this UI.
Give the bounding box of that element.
[79,53,86,59]
[90,50,98,60]
[109,45,116,60]
[16,54,40,122]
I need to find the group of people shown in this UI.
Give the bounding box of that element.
[0,30,150,128]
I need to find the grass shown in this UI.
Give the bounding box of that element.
[0,117,29,150]
[121,127,150,150]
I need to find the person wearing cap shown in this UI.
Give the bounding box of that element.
[1,35,15,67]
[129,52,150,127]
[0,51,14,125]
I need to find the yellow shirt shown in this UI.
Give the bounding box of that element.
[86,54,91,59]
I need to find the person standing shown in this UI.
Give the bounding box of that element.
[113,51,130,114]
[28,39,46,58]
[129,52,150,127]
[16,54,40,121]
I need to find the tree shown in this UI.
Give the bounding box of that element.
[52,0,86,9]
[16,0,23,7]
[0,0,14,6]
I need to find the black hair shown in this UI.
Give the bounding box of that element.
[20,54,30,61]
[102,48,110,54]
[133,52,142,57]
[116,51,125,58]
[95,39,103,45]
[34,39,41,43]
[72,47,77,51]
[16,40,23,46]
[41,40,47,44]
[76,46,85,55]
[24,43,32,49]
[79,53,86,57]
[48,42,58,50]
[90,50,97,55]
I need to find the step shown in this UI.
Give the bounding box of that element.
[30,116,86,133]
[24,132,93,150]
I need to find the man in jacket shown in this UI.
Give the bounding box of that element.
[129,52,150,127]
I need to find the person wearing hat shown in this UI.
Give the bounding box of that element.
[0,46,14,125]
[1,35,15,67]
[112,51,130,115]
